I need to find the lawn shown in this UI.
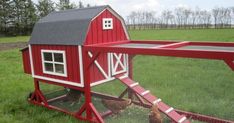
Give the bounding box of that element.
[0,29,234,123]
[130,28,234,42]
[0,36,30,43]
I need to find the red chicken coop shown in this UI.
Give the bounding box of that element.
[21,5,234,123]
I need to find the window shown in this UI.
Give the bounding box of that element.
[103,18,113,30]
[41,50,67,77]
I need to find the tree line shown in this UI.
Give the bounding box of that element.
[0,0,90,36]
[126,7,234,30]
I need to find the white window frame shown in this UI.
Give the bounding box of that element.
[41,50,67,77]
[102,18,113,30]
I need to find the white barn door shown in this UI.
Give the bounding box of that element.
[110,53,128,76]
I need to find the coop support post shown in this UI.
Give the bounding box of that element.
[33,78,48,106]
[82,48,92,120]
[224,58,234,71]
[83,47,104,122]
[128,55,134,100]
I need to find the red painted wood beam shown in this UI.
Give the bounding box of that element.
[89,103,105,123]
[85,45,234,60]
[176,110,234,123]
[224,59,234,71]
[154,41,190,49]
[130,40,234,47]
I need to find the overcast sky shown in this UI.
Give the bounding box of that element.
[33,0,234,17]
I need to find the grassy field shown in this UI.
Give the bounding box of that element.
[130,29,234,42]
[0,36,30,43]
[0,29,234,123]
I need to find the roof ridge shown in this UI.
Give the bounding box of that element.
[52,5,108,14]
[38,18,91,24]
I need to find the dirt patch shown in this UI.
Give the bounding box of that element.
[0,42,27,51]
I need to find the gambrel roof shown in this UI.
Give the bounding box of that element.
[29,5,111,45]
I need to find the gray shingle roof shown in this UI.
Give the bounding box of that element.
[29,5,108,45]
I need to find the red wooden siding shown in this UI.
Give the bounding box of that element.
[85,9,128,84]
[21,48,31,74]
[89,53,108,84]
[31,45,81,83]
[84,9,128,45]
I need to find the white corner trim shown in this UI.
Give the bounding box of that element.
[90,77,115,87]
[34,75,84,87]
[28,45,35,76]
[126,54,129,76]
[108,53,111,78]
[106,7,130,39]
[78,46,84,87]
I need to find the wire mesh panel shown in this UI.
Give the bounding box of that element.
[33,81,205,123]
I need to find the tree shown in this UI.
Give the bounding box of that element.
[11,0,37,35]
[37,0,55,18]
[12,0,26,35]
[22,0,37,34]
[212,7,219,28]
[175,7,184,28]
[78,1,84,8]
[161,10,173,28]
[190,7,202,28]
[0,0,14,35]
[86,4,91,8]
[57,0,76,10]
[183,8,191,28]
[128,12,137,29]
[231,7,234,28]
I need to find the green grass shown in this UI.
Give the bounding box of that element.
[0,29,234,123]
[0,36,30,43]
[129,29,234,42]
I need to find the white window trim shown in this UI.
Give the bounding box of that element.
[41,50,67,77]
[103,18,113,30]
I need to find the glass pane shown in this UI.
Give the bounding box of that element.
[105,20,108,23]
[44,63,53,72]
[55,64,64,74]
[108,20,111,23]
[54,53,63,62]
[44,52,52,61]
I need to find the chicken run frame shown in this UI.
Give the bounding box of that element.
[21,5,234,123]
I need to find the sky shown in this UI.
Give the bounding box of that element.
[33,0,234,17]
